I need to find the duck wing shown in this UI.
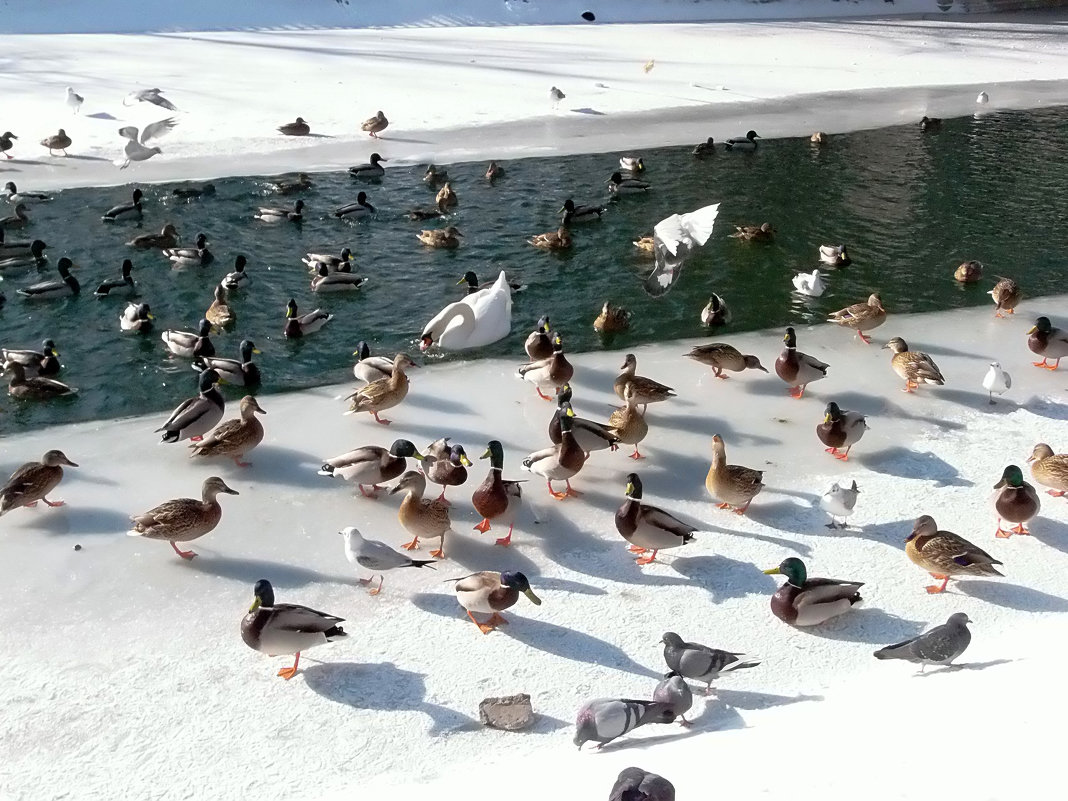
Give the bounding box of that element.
[265,603,344,633]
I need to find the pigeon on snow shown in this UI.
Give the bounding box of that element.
[874,612,972,670]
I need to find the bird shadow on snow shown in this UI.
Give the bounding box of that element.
[1030,517,1068,556]
[184,553,362,589]
[232,444,327,489]
[848,517,914,548]
[1020,396,1068,421]
[15,505,132,536]
[804,607,926,645]
[85,112,117,120]
[958,579,1068,613]
[856,445,973,487]
[671,554,777,601]
[913,658,1015,677]
[62,154,112,162]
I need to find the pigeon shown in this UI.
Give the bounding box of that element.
[660,631,760,693]
[820,480,860,528]
[117,117,178,169]
[574,698,676,749]
[550,86,565,110]
[65,86,83,114]
[982,361,1011,404]
[643,203,720,296]
[124,88,178,111]
[792,269,826,297]
[340,526,435,595]
[609,767,676,801]
[874,612,972,670]
[652,673,693,725]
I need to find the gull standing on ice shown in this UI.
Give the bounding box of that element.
[65,86,83,114]
[983,361,1011,404]
[340,525,436,596]
[792,269,826,297]
[820,480,860,528]
[874,612,972,670]
[124,87,178,111]
[642,202,719,296]
[117,117,178,169]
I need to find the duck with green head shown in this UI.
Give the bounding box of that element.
[614,473,695,565]
[763,557,863,626]
[816,401,867,460]
[993,465,1040,538]
[471,440,525,546]
[451,570,541,634]
[1027,316,1068,370]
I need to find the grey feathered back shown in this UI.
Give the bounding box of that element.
[609,767,676,801]
[874,613,971,666]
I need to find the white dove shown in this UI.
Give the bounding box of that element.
[340,525,436,595]
[123,88,178,111]
[820,480,860,528]
[982,361,1011,404]
[792,269,826,297]
[116,117,178,169]
[65,86,83,114]
[643,203,720,296]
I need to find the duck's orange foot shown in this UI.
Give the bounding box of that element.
[189,435,203,442]
[473,518,492,533]
[170,542,197,559]
[628,450,644,460]
[536,388,553,401]
[494,533,512,547]
[1032,360,1049,368]
[277,667,298,680]
[732,504,751,516]
[234,458,253,467]
[715,502,731,510]
[550,490,568,500]
[788,386,803,399]
[429,548,445,558]
[372,413,393,425]
[628,545,647,553]
[995,528,1014,539]
[42,499,66,507]
[716,373,729,380]
[487,613,509,626]
[358,484,380,499]
[925,576,949,594]
[477,623,496,634]
[857,332,872,344]
[1046,490,1066,498]
[401,538,420,551]
[824,447,838,455]
[636,551,659,565]
[1013,524,1030,535]
[834,451,850,461]
[23,501,39,508]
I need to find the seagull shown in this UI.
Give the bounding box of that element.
[792,269,826,297]
[116,117,177,169]
[820,480,860,528]
[550,86,565,110]
[642,203,720,296]
[977,91,989,105]
[982,361,1011,404]
[340,526,435,595]
[123,88,178,111]
[65,87,83,114]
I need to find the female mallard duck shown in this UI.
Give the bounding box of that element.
[517,333,574,400]
[1027,443,1068,497]
[345,353,417,425]
[205,283,236,329]
[775,327,829,398]
[0,203,30,228]
[522,412,587,499]
[529,226,572,251]
[906,514,1003,594]
[352,341,394,383]
[701,294,731,327]
[195,339,261,387]
[162,318,215,359]
[424,438,472,504]
[254,199,303,223]
[954,260,983,283]
[615,473,695,565]
[417,226,462,249]
[818,244,850,267]
[608,382,648,460]
[0,238,48,269]
[41,128,72,155]
[127,223,179,250]
[686,343,766,379]
[613,353,675,410]
[729,222,774,241]
[435,182,458,209]
[560,198,606,223]
[452,571,541,634]
[0,449,77,516]
[101,188,143,221]
[17,257,79,299]
[763,557,863,626]
[241,579,347,680]
[189,395,267,467]
[95,258,136,296]
[705,434,763,514]
[318,439,424,497]
[485,161,505,181]
[312,262,366,292]
[423,164,448,185]
[127,475,239,559]
[816,402,867,460]
[348,152,387,179]
[828,294,886,344]
[524,315,553,360]
[2,339,61,376]
[164,233,213,268]
[692,137,715,157]
[4,361,77,399]
[593,302,630,334]
[283,298,333,338]
[334,191,375,219]
[920,116,942,132]
[119,302,154,333]
[390,470,452,557]
[156,368,224,443]
[271,173,311,194]
[724,130,760,151]
[1027,316,1068,370]
[882,337,944,392]
[472,440,525,546]
[633,235,654,255]
[993,464,1040,538]
[607,171,649,194]
[549,385,620,456]
[277,117,310,136]
[361,110,389,138]
[0,131,16,159]
[619,156,644,173]
[302,248,353,271]
[989,277,1020,317]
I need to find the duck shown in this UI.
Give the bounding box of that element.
[0,203,30,228]
[423,164,448,186]
[882,337,944,392]
[318,439,424,497]
[435,182,458,209]
[993,464,1040,538]
[163,233,213,268]
[451,571,541,634]
[607,171,649,194]
[828,293,887,344]
[341,526,437,596]
[361,110,389,138]
[172,183,216,199]
[333,192,375,219]
[312,262,366,292]
[763,557,863,626]
[816,402,867,461]
[3,182,51,203]
[485,161,505,181]
[17,257,79,299]
[615,473,696,565]
[792,269,826,298]
[241,579,346,680]
[614,353,675,411]
[1027,316,1068,370]
[988,277,1020,317]
[559,198,606,223]
[162,319,215,359]
[522,412,587,499]
[0,131,16,159]
[40,129,72,156]
[2,339,61,376]
[195,339,261,387]
[810,132,827,145]
[905,515,1003,594]
[424,438,472,504]
[529,225,572,251]
[0,239,48,269]
[549,386,620,456]
[705,435,763,514]
[729,222,774,241]
[608,382,649,460]
[205,283,236,329]
[700,294,731,327]
[128,223,179,250]
[254,199,304,222]
[685,343,767,379]
[420,270,512,351]
[692,137,715,157]
[352,341,394,384]
[0,450,78,516]
[524,316,553,360]
[920,115,942,132]
[819,244,851,266]
[221,255,251,290]
[1027,443,1068,497]
[345,353,417,425]
[303,248,354,272]
[283,298,333,338]
[633,235,654,255]
[4,361,77,399]
[190,395,267,467]
[348,152,387,179]
[390,470,451,557]
[724,130,759,151]
[775,327,829,398]
[119,302,154,333]
[127,475,239,559]
[156,368,225,443]
[406,201,447,221]
[471,440,525,547]
[101,188,143,221]
[269,173,311,194]
[594,302,630,333]
[517,333,574,400]
[954,260,983,283]
[619,156,644,173]
[417,226,462,249]
[94,259,136,296]
[277,117,310,136]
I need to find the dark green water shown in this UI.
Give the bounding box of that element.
[1,107,1066,434]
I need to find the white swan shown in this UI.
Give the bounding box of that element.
[420,270,512,352]
[792,269,826,298]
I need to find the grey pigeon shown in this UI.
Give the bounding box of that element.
[574,698,676,749]
[652,672,692,725]
[874,613,972,670]
[609,767,676,801]
[661,631,760,693]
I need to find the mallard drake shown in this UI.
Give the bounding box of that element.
[882,337,944,392]
[633,235,654,255]
[283,298,333,338]
[775,327,829,398]
[163,233,213,268]
[171,183,216,199]
[341,526,436,595]
[277,117,310,136]
[763,557,863,626]
[1027,316,1068,370]
[0,131,16,159]
[318,439,423,497]
[615,473,695,565]
[593,302,630,333]
[906,515,1003,594]
[4,361,77,399]
[407,200,447,221]
[2,339,61,376]
[608,382,649,460]
[549,386,620,456]
[302,248,352,271]
[0,450,77,516]
[724,130,759,151]
[205,283,236,329]
[452,570,541,634]
[162,318,215,359]
[1027,443,1068,497]
[607,171,649,194]
[417,226,462,249]
[619,156,644,173]
[127,475,239,559]
[705,434,763,514]
[95,259,136,296]
[334,192,375,219]
[792,270,826,298]
[361,110,388,138]
[0,238,47,269]
[435,182,458,209]
[345,353,417,424]
[517,333,574,400]
[119,302,154,333]
[529,226,572,251]
[828,294,886,344]
[41,129,72,156]
[101,188,143,221]
[391,470,451,557]
[241,579,346,680]
[685,343,766,379]
[0,203,29,228]
[312,262,366,292]
[920,116,942,132]
[993,464,1040,538]
[954,260,983,283]
[485,161,505,181]
[810,132,827,145]
[989,277,1020,317]
[614,353,675,410]
[816,402,867,461]
[700,294,731,327]
[819,244,850,266]
[128,223,179,250]
[270,173,311,194]
[220,255,250,290]
[17,257,79,299]
[348,152,387,179]
[524,315,553,360]
[729,222,774,241]
[692,137,715,157]
[254,199,303,222]
[471,440,525,546]
[189,395,266,467]
[156,368,224,443]
[424,438,472,504]
[422,164,448,186]
[560,198,606,223]
[352,341,393,383]
[522,412,587,499]
[195,339,260,387]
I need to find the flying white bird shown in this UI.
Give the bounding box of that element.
[65,86,83,114]
[792,269,826,297]
[116,117,178,169]
[820,480,860,529]
[643,202,720,296]
[124,88,178,111]
[982,361,1011,404]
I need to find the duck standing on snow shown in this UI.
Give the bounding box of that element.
[101,188,143,221]
[549,386,619,457]
[614,353,675,411]
[471,440,525,547]
[450,570,541,634]
[345,353,417,425]
[283,298,333,338]
[614,473,695,565]
[1027,443,1068,497]
[819,244,851,266]
[127,475,239,559]
[189,395,267,467]
[0,131,17,159]
[882,337,944,392]
[700,294,731,327]
[341,526,436,596]
[820,480,860,529]
[874,613,972,671]
[518,333,574,400]
[685,343,766,379]
[318,439,424,498]
[423,438,472,505]
[391,470,452,557]
[988,277,1020,317]
[705,434,763,515]
[0,450,77,516]
[607,171,650,195]
[119,302,154,333]
[523,412,587,500]
[40,129,72,156]
[816,401,867,460]
[608,383,648,460]
[17,257,79,299]
[574,698,676,750]
[1027,316,1068,370]
[95,259,136,296]
[792,269,825,298]
[724,130,759,151]
[763,557,863,626]
[361,110,388,138]
[992,464,1040,538]
[775,327,829,398]
[277,117,310,136]
[156,368,225,443]
[660,631,760,694]
[982,361,1011,404]
[905,515,1003,594]
[524,315,552,360]
[348,152,387,179]
[828,294,887,344]
[4,362,78,399]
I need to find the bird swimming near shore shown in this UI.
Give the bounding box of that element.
[792,269,825,297]
[349,152,387,179]
[117,118,177,169]
[17,257,79,299]
[724,130,759,151]
[334,192,375,218]
[3,182,52,203]
[101,189,143,221]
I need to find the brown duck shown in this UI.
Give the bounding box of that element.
[471,440,525,546]
[992,465,1040,538]
[775,327,828,399]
